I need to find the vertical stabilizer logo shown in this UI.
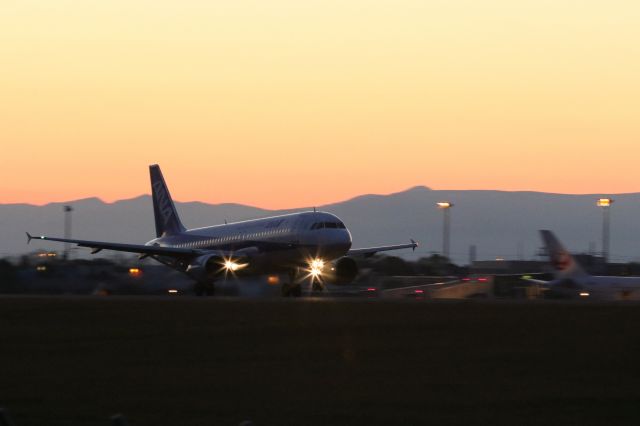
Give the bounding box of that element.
[552,251,571,271]
[152,180,174,227]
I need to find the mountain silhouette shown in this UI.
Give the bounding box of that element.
[2,187,639,264]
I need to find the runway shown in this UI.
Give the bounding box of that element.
[2,296,640,426]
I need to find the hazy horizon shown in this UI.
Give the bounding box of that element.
[4,186,640,264]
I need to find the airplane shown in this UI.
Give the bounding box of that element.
[27,164,418,296]
[538,229,640,300]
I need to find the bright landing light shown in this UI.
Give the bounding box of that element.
[218,256,248,276]
[307,258,326,282]
[224,260,240,272]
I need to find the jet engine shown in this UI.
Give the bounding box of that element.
[184,253,249,280]
[326,257,359,285]
[184,254,224,280]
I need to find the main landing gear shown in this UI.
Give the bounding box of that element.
[194,280,215,296]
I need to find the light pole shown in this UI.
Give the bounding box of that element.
[63,205,73,260]
[596,198,613,263]
[437,202,453,260]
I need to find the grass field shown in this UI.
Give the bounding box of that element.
[1,297,640,426]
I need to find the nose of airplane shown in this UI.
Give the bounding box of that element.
[308,228,350,259]
[324,228,352,258]
[342,228,353,249]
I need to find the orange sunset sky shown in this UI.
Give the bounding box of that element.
[2,0,639,209]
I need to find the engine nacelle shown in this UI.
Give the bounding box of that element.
[185,254,225,280]
[326,257,359,285]
[184,252,252,281]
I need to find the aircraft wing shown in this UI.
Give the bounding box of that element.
[26,233,202,257]
[347,239,418,257]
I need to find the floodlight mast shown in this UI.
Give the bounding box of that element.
[597,198,613,263]
[437,202,453,260]
[63,205,73,261]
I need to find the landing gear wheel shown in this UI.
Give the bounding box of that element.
[290,284,302,297]
[281,283,302,297]
[281,283,292,297]
[204,282,215,296]
[311,282,324,292]
[194,282,205,296]
[282,268,302,297]
[194,281,215,296]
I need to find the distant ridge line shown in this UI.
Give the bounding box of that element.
[7,185,638,210]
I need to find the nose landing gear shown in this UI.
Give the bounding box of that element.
[281,268,303,297]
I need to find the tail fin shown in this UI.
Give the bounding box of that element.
[539,230,587,278]
[150,165,186,237]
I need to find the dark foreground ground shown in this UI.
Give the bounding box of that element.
[1,297,640,426]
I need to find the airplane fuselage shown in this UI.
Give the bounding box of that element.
[146,211,352,275]
[564,276,640,300]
